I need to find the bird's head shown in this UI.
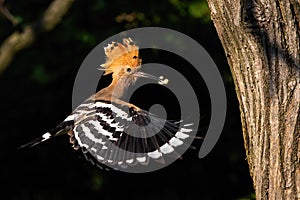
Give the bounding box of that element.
[100,38,142,85]
[100,38,168,86]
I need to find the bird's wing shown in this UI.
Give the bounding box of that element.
[70,99,193,169]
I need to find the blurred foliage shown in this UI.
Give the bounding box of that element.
[0,0,254,200]
[235,192,256,200]
[169,0,211,22]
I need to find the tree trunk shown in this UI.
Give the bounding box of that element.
[206,0,300,199]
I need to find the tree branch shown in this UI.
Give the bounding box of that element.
[0,0,18,26]
[0,0,74,74]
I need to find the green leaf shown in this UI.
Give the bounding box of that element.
[30,65,50,84]
[188,1,210,21]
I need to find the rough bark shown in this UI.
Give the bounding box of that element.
[206,0,300,199]
[0,0,74,74]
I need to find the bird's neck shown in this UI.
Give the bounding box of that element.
[102,76,130,99]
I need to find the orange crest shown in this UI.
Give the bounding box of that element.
[101,38,140,75]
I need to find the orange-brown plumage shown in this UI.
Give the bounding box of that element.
[101,38,141,76]
[93,38,143,108]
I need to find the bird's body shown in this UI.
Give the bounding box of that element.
[21,38,193,170]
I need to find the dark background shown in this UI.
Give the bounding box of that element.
[0,0,255,199]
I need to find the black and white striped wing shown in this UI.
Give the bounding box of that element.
[68,100,193,169]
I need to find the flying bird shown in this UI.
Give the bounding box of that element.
[21,38,193,170]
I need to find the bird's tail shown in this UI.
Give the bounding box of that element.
[18,132,53,149]
[18,120,74,149]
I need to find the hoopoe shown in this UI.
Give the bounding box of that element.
[21,38,193,170]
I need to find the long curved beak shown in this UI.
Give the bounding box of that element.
[134,71,169,85]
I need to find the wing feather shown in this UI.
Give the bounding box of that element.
[71,100,193,169]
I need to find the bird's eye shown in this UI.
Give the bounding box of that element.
[132,56,138,59]
[126,68,132,73]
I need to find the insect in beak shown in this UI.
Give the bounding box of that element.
[134,71,169,85]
